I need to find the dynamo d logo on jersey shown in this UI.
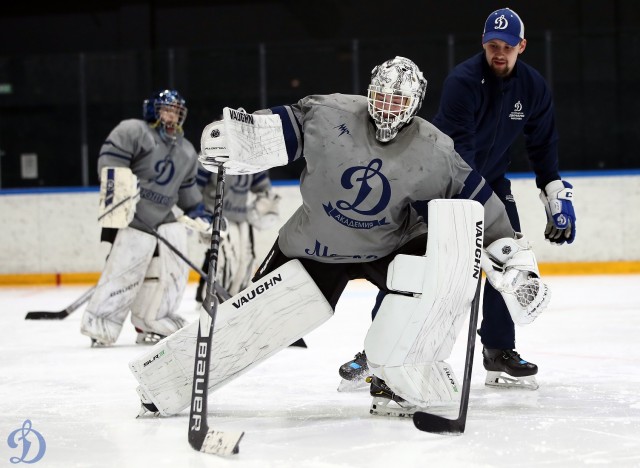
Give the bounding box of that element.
[323,158,391,229]
[7,419,47,464]
[154,158,175,185]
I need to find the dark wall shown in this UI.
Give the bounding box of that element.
[3,1,638,55]
[1,1,639,187]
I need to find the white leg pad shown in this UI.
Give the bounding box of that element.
[80,227,155,345]
[129,259,333,415]
[364,199,484,407]
[216,220,255,296]
[130,222,189,336]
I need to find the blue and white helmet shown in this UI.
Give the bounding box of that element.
[142,89,188,138]
[367,56,427,142]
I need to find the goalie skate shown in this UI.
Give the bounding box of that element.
[89,338,112,348]
[369,376,417,418]
[134,328,166,345]
[337,350,370,392]
[136,386,160,418]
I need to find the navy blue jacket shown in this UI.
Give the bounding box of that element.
[432,52,560,189]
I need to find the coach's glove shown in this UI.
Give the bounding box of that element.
[540,179,576,245]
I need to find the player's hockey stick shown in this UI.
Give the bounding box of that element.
[25,220,230,320]
[413,276,482,435]
[24,285,96,320]
[188,165,244,455]
[97,191,141,223]
[134,215,231,301]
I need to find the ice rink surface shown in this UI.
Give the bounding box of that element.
[1,275,639,468]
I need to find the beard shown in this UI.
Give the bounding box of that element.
[489,61,513,78]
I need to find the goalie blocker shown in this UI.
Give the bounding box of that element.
[98,166,140,228]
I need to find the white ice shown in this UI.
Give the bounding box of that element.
[1,275,639,468]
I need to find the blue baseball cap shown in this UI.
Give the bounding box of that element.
[482,8,525,46]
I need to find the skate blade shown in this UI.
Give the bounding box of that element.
[90,338,112,348]
[136,403,160,419]
[337,377,369,392]
[485,371,539,390]
[369,397,416,418]
[135,332,165,345]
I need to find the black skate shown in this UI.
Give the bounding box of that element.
[136,386,160,418]
[289,338,307,348]
[483,347,539,390]
[369,376,415,417]
[337,351,369,392]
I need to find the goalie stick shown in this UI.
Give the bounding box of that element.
[188,165,244,456]
[25,223,230,320]
[412,276,482,435]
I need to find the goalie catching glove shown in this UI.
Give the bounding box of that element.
[481,233,551,326]
[540,179,576,245]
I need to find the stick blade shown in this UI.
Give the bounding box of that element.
[25,311,69,320]
[196,429,244,456]
[413,411,465,435]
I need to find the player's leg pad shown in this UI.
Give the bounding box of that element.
[130,222,189,338]
[80,227,155,345]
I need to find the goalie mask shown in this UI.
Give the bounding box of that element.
[143,89,188,140]
[367,56,427,142]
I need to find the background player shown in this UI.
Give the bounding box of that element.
[80,89,212,346]
[194,168,280,300]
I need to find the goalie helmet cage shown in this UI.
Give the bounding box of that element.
[413,275,482,435]
[187,165,244,456]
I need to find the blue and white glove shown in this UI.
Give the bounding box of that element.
[179,202,219,244]
[184,202,213,225]
[539,180,576,245]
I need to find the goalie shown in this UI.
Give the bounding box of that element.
[80,89,213,347]
[130,57,550,418]
[193,167,280,302]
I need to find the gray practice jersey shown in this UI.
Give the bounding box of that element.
[263,94,514,263]
[196,167,272,223]
[98,119,202,232]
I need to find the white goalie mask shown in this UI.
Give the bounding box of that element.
[367,56,427,142]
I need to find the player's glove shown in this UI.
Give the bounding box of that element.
[180,202,218,244]
[247,190,281,231]
[184,202,213,225]
[540,179,576,245]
